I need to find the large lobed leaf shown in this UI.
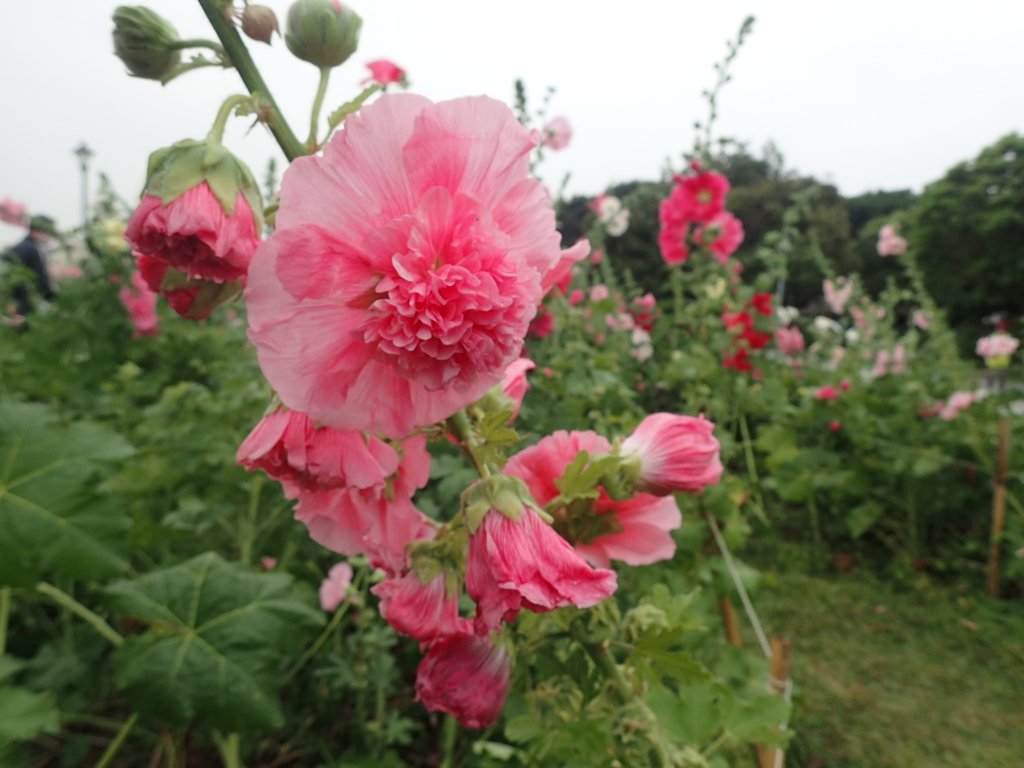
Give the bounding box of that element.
[0,401,134,587]
[105,552,324,731]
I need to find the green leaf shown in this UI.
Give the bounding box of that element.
[646,684,721,746]
[105,552,323,731]
[0,657,23,685]
[0,401,134,587]
[846,501,883,539]
[0,687,60,743]
[723,692,790,746]
[630,629,712,685]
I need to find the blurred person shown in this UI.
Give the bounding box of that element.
[5,215,57,316]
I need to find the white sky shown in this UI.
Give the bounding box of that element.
[3,0,1023,242]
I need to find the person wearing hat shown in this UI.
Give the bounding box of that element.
[6,215,57,316]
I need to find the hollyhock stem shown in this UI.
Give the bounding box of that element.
[36,582,124,647]
[198,0,305,161]
[326,84,383,131]
[168,38,225,54]
[738,414,767,523]
[447,410,490,477]
[439,715,458,768]
[208,94,255,144]
[212,732,242,768]
[239,474,263,567]
[0,587,9,654]
[93,713,139,768]
[283,568,366,683]
[306,67,332,151]
[160,57,225,85]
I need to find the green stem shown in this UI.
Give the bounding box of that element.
[207,94,254,144]
[326,84,383,131]
[36,582,123,648]
[94,713,139,768]
[447,410,490,477]
[282,569,365,683]
[213,732,243,768]
[808,494,824,573]
[160,57,225,85]
[198,0,304,161]
[439,715,458,768]
[307,67,332,150]
[670,263,684,348]
[738,413,767,523]
[0,587,9,655]
[240,473,263,567]
[168,38,225,54]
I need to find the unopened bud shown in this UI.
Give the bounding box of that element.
[285,0,362,68]
[112,6,181,81]
[241,4,279,45]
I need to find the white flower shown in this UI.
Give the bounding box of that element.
[776,305,800,325]
[813,316,843,335]
[593,195,630,237]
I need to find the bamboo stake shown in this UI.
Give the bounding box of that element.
[755,636,791,768]
[986,418,1010,597]
[719,596,742,648]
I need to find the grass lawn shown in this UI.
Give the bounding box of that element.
[747,570,1024,768]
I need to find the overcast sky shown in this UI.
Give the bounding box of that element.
[3,0,1022,243]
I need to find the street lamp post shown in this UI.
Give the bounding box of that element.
[73,142,94,227]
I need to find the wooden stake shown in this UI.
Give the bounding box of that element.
[719,596,742,648]
[986,418,1010,597]
[755,636,792,768]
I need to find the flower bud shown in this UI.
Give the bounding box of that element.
[241,4,280,45]
[112,6,181,81]
[285,0,362,68]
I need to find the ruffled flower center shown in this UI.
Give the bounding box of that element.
[362,189,531,391]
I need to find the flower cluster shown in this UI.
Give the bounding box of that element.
[722,292,773,374]
[591,194,630,237]
[658,168,744,264]
[976,332,1019,369]
[877,224,908,257]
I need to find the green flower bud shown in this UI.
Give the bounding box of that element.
[285,0,362,69]
[112,6,181,81]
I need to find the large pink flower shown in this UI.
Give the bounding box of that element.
[236,407,399,494]
[126,183,260,284]
[466,505,617,631]
[620,415,723,497]
[247,94,571,439]
[663,171,730,225]
[695,211,744,262]
[505,430,682,567]
[415,633,510,729]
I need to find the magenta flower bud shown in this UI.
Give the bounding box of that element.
[621,413,723,496]
[415,634,511,729]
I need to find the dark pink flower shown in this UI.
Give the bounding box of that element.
[505,430,682,568]
[362,58,406,85]
[373,570,471,642]
[815,385,840,400]
[466,505,617,631]
[118,271,160,337]
[695,211,744,262]
[126,183,260,284]
[236,407,400,494]
[247,94,573,439]
[415,633,510,728]
[829,420,842,432]
[657,218,690,265]
[621,414,723,496]
[664,171,730,224]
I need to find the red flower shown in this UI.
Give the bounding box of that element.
[415,633,510,729]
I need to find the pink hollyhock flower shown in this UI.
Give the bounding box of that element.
[466,502,617,631]
[839,379,851,391]
[775,325,805,357]
[912,310,930,330]
[260,556,277,571]
[136,253,206,319]
[362,58,406,85]
[541,116,572,150]
[568,289,584,305]
[590,247,603,265]
[829,420,842,432]
[293,434,435,575]
[319,561,354,611]
[415,633,510,729]
[372,570,471,642]
[0,197,28,226]
[589,284,610,302]
[851,307,866,328]
[501,357,535,419]
[527,304,554,339]
[247,94,573,440]
[976,332,1020,360]
[695,211,744,262]
[823,278,853,315]
[663,171,730,224]
[815,385,840,400]
[657,218,690,264]
[541,239,590,295]
[634,292,656,311]
[118,271,160,337]
[877,224,908,256]
[621,414,723,496]
[939,391,975,421]
[891,343,907,374]
[126,182,260,284]
[505,430,682,568]
[236,407,400,494]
